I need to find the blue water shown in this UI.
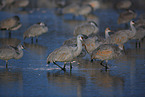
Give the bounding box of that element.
[0,7,145,97]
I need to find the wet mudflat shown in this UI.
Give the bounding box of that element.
[0,7,145,97]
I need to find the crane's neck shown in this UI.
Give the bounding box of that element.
[105,30,110,39]
[130,22,136,34]
[14,45,23,59]
[74,39,83,57]
[14,49,23,59]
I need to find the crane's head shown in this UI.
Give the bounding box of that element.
[130,20,135,25]
[77,34,84,41]
[77,34,88,41]
[37,22,46,26]
[105,28,111,33]
[105,27,112,35]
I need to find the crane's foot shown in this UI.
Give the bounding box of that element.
[53,62,66,71]
[100,61,109,71]
[61,67,66,71]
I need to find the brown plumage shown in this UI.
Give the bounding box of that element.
[83,28,111,55]
[91,44,122,70]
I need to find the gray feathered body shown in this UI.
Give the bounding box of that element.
[47,35,83,64]
[74,23,98,36]
[0,45,23,61]
[132,26,145,40]
[23,23,48,39]
[47,46,75,63]
[0,16,21,30]
[63,37,76,46]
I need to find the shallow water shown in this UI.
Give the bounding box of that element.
[0,7,145,97]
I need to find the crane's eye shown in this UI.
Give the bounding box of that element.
[80,36,83,40]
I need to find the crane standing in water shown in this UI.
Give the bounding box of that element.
[0,44,24,68]
[91,44,123,71]
[47,35,84,71]
[23,22,48,43]
[0,16,22,38]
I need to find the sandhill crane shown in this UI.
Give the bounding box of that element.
[47,35,84,71]
[91,44,123,71]
[83,28,112,55]
[74,21,99,36]
[0,44,24,68]
[132,25,145,48]
[62,1,100,16]
[0,15,22,37]
[106,21,136,50]
[117,10,137,26]
[63,36,87,57]
[23,22,48,43]
[115,0,132,9]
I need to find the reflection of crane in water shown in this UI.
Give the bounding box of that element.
[76,59,124,97]
[23,42,48,55]
[0,38,21,47]
[47,70,86,97]
[0,68,23,97]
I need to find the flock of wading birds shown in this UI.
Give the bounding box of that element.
[0,9,145,71]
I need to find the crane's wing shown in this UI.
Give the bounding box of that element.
[0,46,15,59]
[47,46,73,63]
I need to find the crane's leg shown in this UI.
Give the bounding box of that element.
[6,60,8,68]
[105,60,109,71]
[62,62,66,71]
[36,37,38,43]
[100,60,109,71]
[138,40,141,48]
[100,61,104,67]
[70,62,72,70]
[9,31,11,38]
[31,37,33,44]
[136,40,141,48]
[136,41,138,48]
[53,62,66,71]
